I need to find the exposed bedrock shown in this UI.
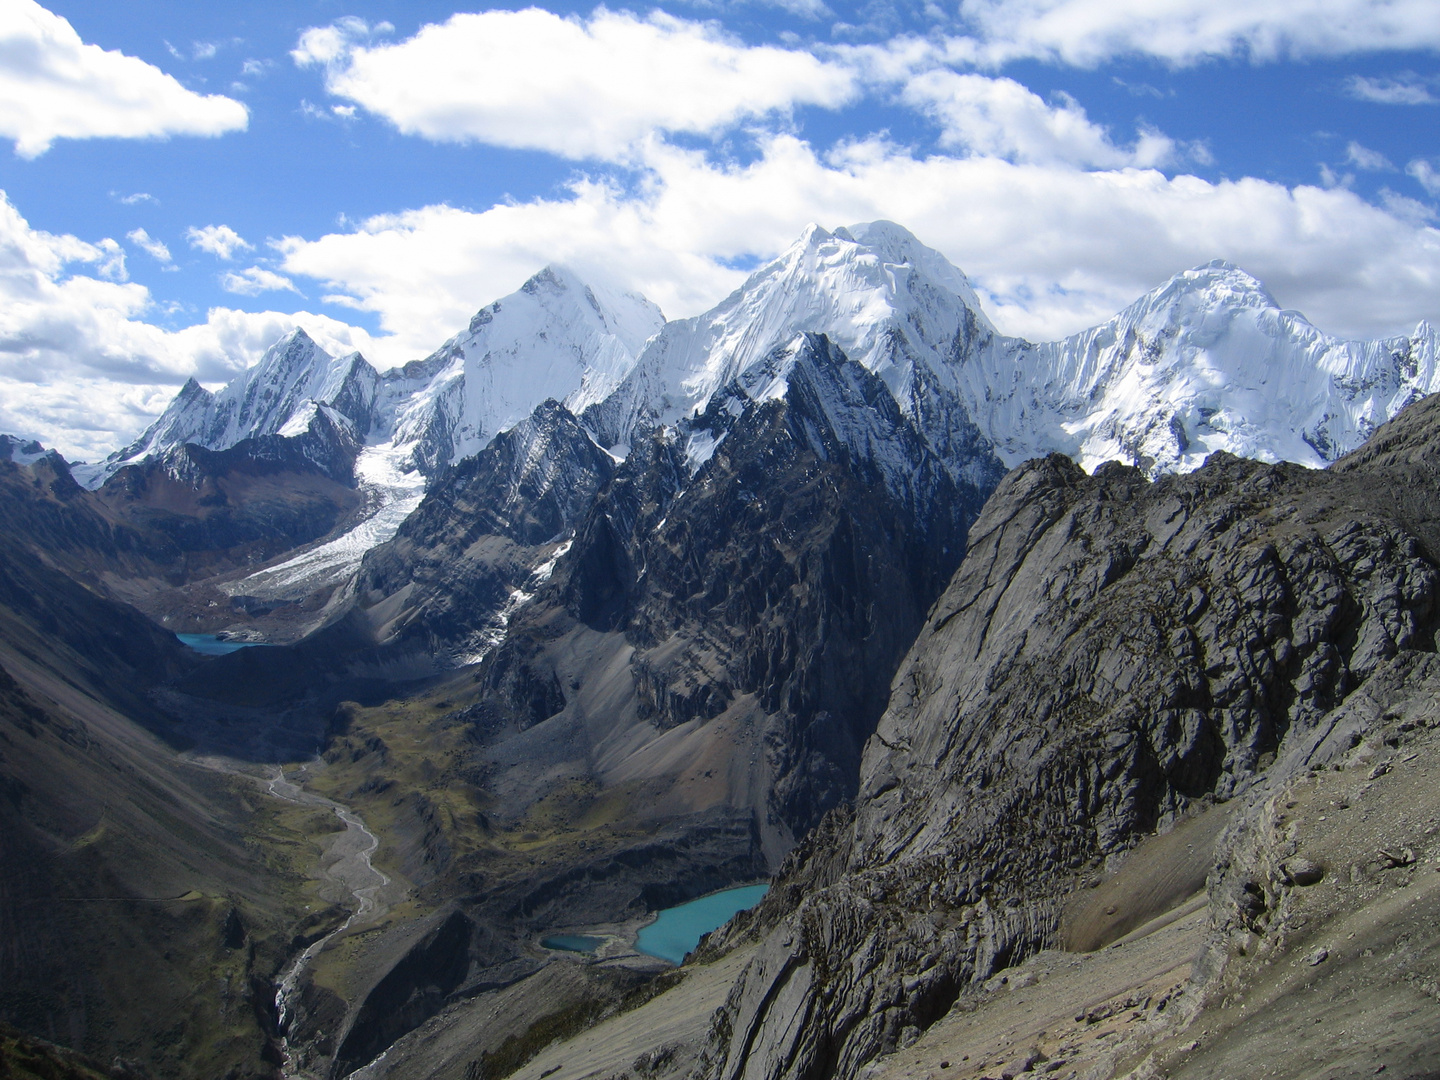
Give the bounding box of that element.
[494,334,1004,842]
[698,393,1440,1080]
[354,400,616,661]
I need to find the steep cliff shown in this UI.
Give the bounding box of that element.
[352,400,617,664]
[698,392,1440,1080]
[483,333,1003,847]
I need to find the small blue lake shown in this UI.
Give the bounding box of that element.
[175,633,269,656]
[635,883,769,965]
[541,934,604,954]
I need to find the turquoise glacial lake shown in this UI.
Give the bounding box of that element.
[541,934,604,954]
[176,633,268,656]
[635,883,769,964]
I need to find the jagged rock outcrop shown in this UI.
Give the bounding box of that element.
[353,400,616,662]
[484,333,1004,843]
[698,393,1440,1080]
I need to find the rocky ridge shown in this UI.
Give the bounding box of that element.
[694,391,1440,1080]
[475,332,1003,846]
[352,399,618,664]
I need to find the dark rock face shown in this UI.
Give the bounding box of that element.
[494,334,1004,838]
[0,516,195,721]
[699,394,1440,1080]
[0,525,310,1079]
[354,400,617,660]
[0,416,365,600]
[97,411,364,559]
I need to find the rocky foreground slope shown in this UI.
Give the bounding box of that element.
[683,391,1440,1080]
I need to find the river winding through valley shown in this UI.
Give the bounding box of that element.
[262,764,394,1080]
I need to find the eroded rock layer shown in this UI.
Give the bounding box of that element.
[699,393,1440,1080]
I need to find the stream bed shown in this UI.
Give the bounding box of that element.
[264,765,392,1080]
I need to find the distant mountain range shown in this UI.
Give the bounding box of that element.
[51,222,1435,621]
[76,220,1438,492]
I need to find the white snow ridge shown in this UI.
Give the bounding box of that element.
[84,221,1440,593]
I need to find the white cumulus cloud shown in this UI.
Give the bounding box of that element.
[126,227,172,263]
[1379,188,1436,225]
[952,0,1440,66]
[901,71,1174,167]
[221,266,300,296]
[293,8,858,161]
[0,0,248,158]
[186,223,252,260]
[1344,73,1438,105]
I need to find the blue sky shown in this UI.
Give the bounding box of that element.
[0,0,1437,460]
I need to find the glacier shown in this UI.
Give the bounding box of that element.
[966,259,1439,475]
[76,264,664,491]
[70,266,663,595]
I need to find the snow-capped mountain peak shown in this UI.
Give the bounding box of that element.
[76,266,666,490]
[71,219,1440,611]
[960,259,1440,475]
[584,220,997,451]
[0,433,62,467]
[214,329,368,447]
[74,331,380,488]
[383,263,665,476]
